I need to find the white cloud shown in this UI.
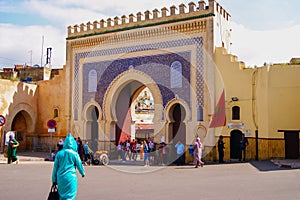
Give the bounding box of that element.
[231,22,300,67]
[22,0,194,27]
[0,23,65,68]
[1,0,300,69]
[1,0,195,69]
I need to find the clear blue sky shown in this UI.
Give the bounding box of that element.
[0,0,300,68]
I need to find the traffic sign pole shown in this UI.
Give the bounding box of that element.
[47,120,57,160]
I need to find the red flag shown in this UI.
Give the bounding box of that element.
[209,90,226,128]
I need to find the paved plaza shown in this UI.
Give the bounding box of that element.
[0,157,300,200]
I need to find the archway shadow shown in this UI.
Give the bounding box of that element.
[250,160,300,172]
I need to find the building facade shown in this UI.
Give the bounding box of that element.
[0,0,300,162]
[64,0,230,161]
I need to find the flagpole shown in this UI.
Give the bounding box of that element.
[41,35,44,67]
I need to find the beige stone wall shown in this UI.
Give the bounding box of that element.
[0,68,67,151]
[256,66,300,138]
[36,69,67,144]
[0,79,38,150]
[213,47,300,160]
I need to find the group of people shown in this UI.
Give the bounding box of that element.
[117,139,158,166]
[218,133,249,163]
[116,137,206,168]
[53,136,91,164]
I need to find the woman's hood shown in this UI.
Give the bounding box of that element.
[63,133,78,151]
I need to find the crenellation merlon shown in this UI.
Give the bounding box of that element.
[121,15,127,24]
[67,1,225,38]
[161,7,168,18]
[153,9,159,19]
[216,2,231,21]
[114,16,120,26]
[129,14,135,23]
[137,12,143,22]
[188,2,196,13]
[100,19,105,28]
[198,1,206,10]
[179,4,186,14]
[107,18,112,27]
[170,5,177,16]
[144,11,151,20]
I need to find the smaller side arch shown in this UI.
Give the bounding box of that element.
[165,98,191,123]
[82,100,102,121]
[4,103,36,133]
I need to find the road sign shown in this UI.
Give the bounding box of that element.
[47,119,57,129]
[48,128,56,133]
[0,115,6,126]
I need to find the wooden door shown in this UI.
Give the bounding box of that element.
[284,131,299,159]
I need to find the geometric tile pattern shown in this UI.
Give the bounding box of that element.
[73,37,203,120]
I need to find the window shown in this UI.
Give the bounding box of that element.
[170,61,182,88]
[88,69,97,92]
[54,108,59,118]
[232,106,240,120]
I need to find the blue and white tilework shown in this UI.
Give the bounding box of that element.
[73,37,204,120]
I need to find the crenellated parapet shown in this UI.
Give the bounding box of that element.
[215,1,231,20]
[67,0,230,40]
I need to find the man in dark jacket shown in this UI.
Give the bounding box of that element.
[218,135,225,163]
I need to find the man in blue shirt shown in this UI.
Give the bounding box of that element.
[239,134,249,161]
[175,140,185,165]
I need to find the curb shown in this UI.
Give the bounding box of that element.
[0,156,48,162]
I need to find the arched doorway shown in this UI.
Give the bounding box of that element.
[230,129,243,159]
[101,69,163,147]
[115,81,156,145]
[115,81,143,145]
[171,103,186,144]
[86,106,99,152]
[11,111,30,150]
[169,103,186,164]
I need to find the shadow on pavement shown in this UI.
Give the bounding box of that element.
[250,160,300,172]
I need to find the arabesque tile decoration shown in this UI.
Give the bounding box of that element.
[74,37,203,120]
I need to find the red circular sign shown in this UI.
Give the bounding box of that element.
[0,115,6,126]
[47,119,57,129]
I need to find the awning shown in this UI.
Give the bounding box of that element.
[135,124,154,130]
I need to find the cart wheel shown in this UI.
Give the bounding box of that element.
[100,154,109,165]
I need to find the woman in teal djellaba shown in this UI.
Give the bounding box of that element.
[52,133,85,200]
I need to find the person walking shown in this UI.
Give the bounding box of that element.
[175,140,185,165]
[218,135,225,163]
[7,134,19,164]
[76,137,84,161]
[239,133,249,161]
[57,139,64,151]
[193,137,204,168]
[52,133,85,200]
[83,141,91,165]
[143,140,150,166]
